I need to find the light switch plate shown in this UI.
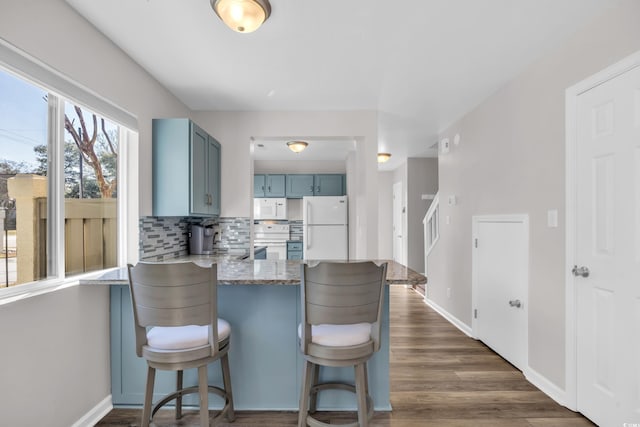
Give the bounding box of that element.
[441,138,450,154]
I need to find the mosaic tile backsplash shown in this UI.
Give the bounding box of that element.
[289,220,303,241]
[139,216,195,261]
[214,217,251,253]
[139,216,251,261]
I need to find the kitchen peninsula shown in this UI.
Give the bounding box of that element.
[84,259,426,411]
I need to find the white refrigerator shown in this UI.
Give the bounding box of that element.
[302,196,348,260]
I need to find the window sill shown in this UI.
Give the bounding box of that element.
[0,268,120,306]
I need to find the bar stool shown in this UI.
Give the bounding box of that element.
[298,261,388,427]
[127,261,235,427]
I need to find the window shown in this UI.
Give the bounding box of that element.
[62,102,119,276]
[0,70,48,286]
[0,66,127,290]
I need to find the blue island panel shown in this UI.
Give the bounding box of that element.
[111,284,390,411]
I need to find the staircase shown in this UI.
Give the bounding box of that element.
[422,192,440,275]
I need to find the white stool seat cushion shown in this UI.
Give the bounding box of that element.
[147,318,231,350]
[298,322,372,347]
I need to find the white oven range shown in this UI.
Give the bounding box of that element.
[253,223,290,260]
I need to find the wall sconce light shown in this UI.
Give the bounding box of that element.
[377,152,392,163]
[211,0,271,33]
[287,140,308,153]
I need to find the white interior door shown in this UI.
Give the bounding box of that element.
[392,182,404,265]
[574,63,640,426]
[472,215,528,371]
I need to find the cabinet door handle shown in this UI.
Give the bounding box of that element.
[268,186,271,192]
[310,185,313,191]
[316,186,320,193]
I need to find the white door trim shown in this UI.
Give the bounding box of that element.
[564,49,640,411]
[471,214,529,372]
[392,181,405,265]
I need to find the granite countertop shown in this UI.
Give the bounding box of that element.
[80,258,426,286]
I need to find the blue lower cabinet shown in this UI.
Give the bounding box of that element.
[288,251,303,260]
[287,241,303,260]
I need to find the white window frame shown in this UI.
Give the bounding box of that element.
[0,37,138,304]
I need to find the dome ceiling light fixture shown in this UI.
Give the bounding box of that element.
[377,152,392,163]
[211,0,271,33]
[287,140,309,153]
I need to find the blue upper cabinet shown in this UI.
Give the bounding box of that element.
[255,173,346,198]
[207,134,221,216]
[314,174,344,196]
[266,174,286,197]
[152,119,221,217]
[286,174,314,198]
[254,174,266,197]
[255,174,285,197]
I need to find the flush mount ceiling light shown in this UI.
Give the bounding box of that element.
[211,0,271,33]
[287,140,308,153]
[377,152,392,163]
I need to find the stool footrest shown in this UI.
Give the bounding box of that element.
[150,385,233,423]
[305,382,373,427]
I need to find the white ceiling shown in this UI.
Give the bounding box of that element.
[252,137,355,162]
[66,0,618,171]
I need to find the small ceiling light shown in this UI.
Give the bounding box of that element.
[287,140,308,153]
[211,0,271,33]
[377,152,392,163]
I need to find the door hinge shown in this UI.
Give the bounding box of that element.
[474,309,478,319]
[474,238,478,248]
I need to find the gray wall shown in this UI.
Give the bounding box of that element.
[407,158,438,273]
[191,111,381,259]
[427,0,640,390]
[254,160,347,174]
[390,159,438,272]
[0,286,110,426]
[0,1,190,425]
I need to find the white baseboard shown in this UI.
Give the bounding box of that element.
[423,297,473,337]
[524,367,570,409]
[72,395,112,427]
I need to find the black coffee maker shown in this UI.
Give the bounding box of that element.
[189,224,214,255]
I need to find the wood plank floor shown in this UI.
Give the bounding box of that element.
[97,286,594,427]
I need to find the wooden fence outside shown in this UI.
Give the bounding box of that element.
[37,198,117,276]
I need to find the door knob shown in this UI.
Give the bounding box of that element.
[572,265,590,278]
[509,299,521,308]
